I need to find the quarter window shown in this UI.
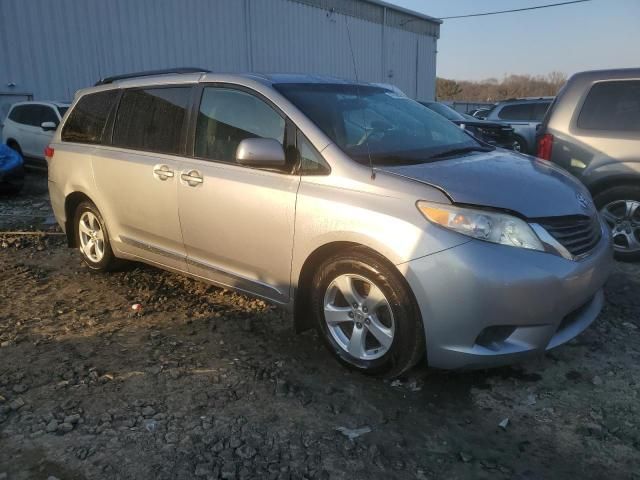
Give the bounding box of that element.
[62,90,119,144]
[297,130,329,175]
[195,88,285,163]
[113,87,192,155]
[577,81,640,132]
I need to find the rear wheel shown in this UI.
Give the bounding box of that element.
[310,248,425,378]
[74,201,118,271]
[512,136,528,154]
[594,185,640,262]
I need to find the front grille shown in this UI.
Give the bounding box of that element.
[537,215,602,257]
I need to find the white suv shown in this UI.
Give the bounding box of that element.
[2,101,70,169]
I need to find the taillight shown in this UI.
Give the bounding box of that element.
[44,145,55,160]
[537,134,553,160]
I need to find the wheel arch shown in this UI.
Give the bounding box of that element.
[588,173,640,199]
[64,191,96,247]
[5,138,21,151]
[292,241,411,334]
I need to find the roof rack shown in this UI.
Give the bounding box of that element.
[95,67,211,86]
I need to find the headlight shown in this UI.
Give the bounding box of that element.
[417,201,544,251]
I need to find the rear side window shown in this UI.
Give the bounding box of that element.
[531,102,551,122]
[9,105,42,126]
[62,90,119,144]
[195,87,285,163]
[498,103,534,121]
[577,80,640,132]
[113,87,191,155]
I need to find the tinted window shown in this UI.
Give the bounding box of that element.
[275,83,483,166]
[8,106,25,123]
[113,87,191,155]
[577,81,640,132]
[62,90,119,144]
[9,105,43,126]
[39,106,59,125]
[57,106,68,118]
[297,130,329,175]
[497,103,534,121]
[531,102,551,122]
[195,88,285,163]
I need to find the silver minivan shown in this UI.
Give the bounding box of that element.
[48,71,613,377]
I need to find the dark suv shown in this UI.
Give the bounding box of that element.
[537,68,640,261]
[482,97,553,154]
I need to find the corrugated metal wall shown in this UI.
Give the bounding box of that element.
[0,0,438,115]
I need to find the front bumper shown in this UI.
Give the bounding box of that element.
[399,224,613,369]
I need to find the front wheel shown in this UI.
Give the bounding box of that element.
[595,185,640,262]
[310,248,425,378]
[74,201,118,271]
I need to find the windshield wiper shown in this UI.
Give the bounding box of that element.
[427,145,493,160]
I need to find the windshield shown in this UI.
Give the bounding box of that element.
[275,83,487,166]
[57,106,69,117]
[423,102,466,122]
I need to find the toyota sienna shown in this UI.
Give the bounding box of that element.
[47,70,613,377]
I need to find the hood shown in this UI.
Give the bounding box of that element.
[379,150,596,219]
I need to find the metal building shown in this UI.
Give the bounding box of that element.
[0,0,440,116]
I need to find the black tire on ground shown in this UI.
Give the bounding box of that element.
[310,247,425,378]
[594,185,640,262]
[74,201,119,271]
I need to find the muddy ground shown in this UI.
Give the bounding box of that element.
[0,174,639,480]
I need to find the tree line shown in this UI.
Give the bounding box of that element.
[436,72,567,102]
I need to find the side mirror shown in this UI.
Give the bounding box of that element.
[41,121,57,131]
[236,138,285,168]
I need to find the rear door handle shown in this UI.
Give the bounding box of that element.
[181,169,203,187]
[153,164,174,181]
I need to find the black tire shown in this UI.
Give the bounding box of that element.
[513,136,528,154]
[74,201,119,271]
[310,247,425,378]
[594,185,640,262]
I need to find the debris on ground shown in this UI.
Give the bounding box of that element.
[1,174,639,479]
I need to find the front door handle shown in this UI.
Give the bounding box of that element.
[153,164,174,181]
[181,170,203,187]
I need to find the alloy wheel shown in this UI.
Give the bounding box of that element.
[323,274,395,361]
[600,200,640,253]
[78,211,106,263]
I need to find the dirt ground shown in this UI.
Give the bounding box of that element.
[1,174,639,480]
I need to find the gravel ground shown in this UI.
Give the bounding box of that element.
[1,174,639,480]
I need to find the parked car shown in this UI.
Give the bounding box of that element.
[48,70,612,376]
[1,101,70,169]
[536,68,640,261]
[420,101,517,150]
[0,143,24,194]
[482,97,554,154]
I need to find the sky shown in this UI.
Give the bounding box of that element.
[390,0,640,81]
